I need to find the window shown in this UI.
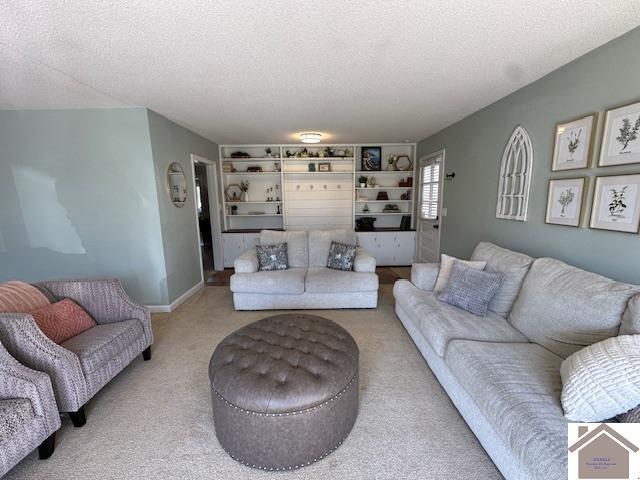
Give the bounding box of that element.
[496,126,533,221]
[420,161,440,220]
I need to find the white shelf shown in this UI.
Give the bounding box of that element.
[355,212,408,216]
[222,157,281,161]
[355,200,411,203]
[284,157,354,161]
[223,171,281,175]
[226,201,282,204]
[355,186,411,190]
[356,171,413,175]
[283,171,353,175]
[226,214,282,217]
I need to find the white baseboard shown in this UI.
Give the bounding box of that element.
[147,281,204,313]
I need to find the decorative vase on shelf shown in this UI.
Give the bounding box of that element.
[241,191,249,202]
[360,182,367,188]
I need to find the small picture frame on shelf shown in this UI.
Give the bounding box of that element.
[599,100,640,167]
[225,184,242,202]
[545,177,587,227]
[551,114,596,171]
[361,147,382,171]
[318,162,331,172]
[394,155,413,171]
[590,174,640,233]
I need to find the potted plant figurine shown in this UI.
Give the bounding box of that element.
[265,147,272,158]
[386,154,397,171]
[358,176,368,188]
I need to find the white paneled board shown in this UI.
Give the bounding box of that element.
[284,175,353,230]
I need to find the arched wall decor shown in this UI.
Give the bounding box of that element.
[496,126,534,221]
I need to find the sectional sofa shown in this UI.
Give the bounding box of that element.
[230,229,378,310]
[393,242,640,480]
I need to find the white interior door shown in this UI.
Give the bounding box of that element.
[417,150,444,263]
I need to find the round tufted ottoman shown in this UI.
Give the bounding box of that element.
[209,313,359,471]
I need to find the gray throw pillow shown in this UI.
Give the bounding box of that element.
[437,261,504,316]
[327,241,357,271]
[256,243,288,271]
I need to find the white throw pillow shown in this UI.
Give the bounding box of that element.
[434,254,486,293]
[560,335,640,422]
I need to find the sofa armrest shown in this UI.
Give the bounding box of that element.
[411,263,441,291]
[234,249,259,273]
[38,278,152,346]
[354,248,376,273]
[0,342,60,434]
[0,313,87,412]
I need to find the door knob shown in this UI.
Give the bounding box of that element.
[433,224,439,229]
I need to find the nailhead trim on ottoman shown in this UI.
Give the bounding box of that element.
[209,313,360,469]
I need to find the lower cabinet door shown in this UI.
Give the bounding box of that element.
[394,231,416,265]
[222,234,245,268]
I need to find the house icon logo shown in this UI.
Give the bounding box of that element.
[568,424,639,479]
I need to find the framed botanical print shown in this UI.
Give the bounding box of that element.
[599,100,640,166]
[551,114,596,171]
[590,174,640,233]
[361,147,381,171]
[545,177,587,227]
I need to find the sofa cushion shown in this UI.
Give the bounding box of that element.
[308,229,357,267]
[560,335,640,422]
[230,268,306,295]
[61,320,144,376]
[0,281,50,313]
[30,298,97,344]
[305,267,378,294]
[437,261,503,316]
[260,230,308,268]
[445,340,567,480]
[0,399,34,448]
[470,242,534,318]
[393,280,527,356]
[509,257,640,358]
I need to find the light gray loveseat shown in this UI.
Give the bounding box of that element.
[393,242,640,480]
[231,229,378,310]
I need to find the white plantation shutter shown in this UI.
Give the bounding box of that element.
[420,162,440,219]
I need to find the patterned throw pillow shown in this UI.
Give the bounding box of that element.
[256,243,288,271]
[437,261,504,316]
[30,299,97,344]
[434,254,486,293]
[617,405,640,423]
[327,241,357,271]
[0,281,50,313]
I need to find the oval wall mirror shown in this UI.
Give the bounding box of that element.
[167,162,187,207]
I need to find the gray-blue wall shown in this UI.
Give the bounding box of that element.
[0,108,220,305]
[0,108,169,304]
[147,110,219,303]
[418,27,640,284]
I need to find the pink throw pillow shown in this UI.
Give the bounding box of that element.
[31,299,97,344]
[0,281,50,313]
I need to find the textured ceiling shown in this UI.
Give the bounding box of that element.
[1,1,639,144]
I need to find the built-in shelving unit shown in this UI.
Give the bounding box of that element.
[219,143,416,232]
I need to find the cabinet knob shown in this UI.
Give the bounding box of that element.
[296,185,300,189]
[337,185,341,189]
[310,185,314,190]
[323,185,327,189]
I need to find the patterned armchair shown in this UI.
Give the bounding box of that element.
[0,279,153,427]
[0,341,60,476]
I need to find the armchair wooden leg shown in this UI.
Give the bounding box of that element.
[69,407,86,427]
[38,432,56,459]
[142,346,151,361]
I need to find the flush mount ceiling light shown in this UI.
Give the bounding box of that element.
[300,132,321,143]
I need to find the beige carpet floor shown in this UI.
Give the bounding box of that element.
[6,285,501,480]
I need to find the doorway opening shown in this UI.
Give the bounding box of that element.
[190,154,223,286]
